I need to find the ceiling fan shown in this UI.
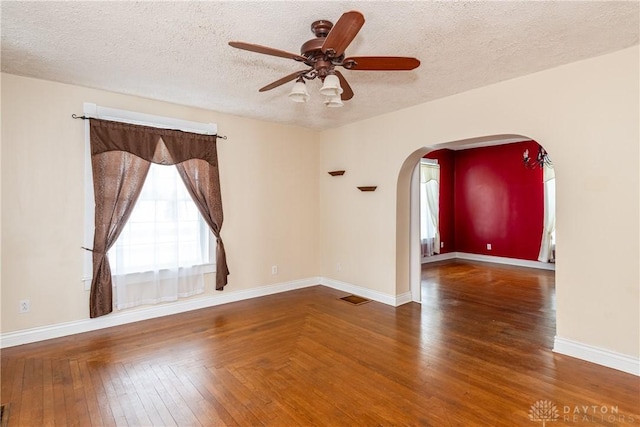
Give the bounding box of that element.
[228,11,420,107]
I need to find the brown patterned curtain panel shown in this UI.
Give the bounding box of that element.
[88,119,229,318]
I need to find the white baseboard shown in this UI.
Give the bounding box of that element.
[553,336,639,376]
[395,291,414,306]
[423,252,555,271]
[421,252,457,263]
[0,276,412,348]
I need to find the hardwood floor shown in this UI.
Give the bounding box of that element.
[2,261,638,426]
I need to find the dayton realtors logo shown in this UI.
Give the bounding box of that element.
[529,400,636,424]
[529,400,560,426]
[562,404,636,424]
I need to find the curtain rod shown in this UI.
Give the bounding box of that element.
[71,114,228,140]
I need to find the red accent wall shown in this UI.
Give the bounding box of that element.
[425,141,544,261]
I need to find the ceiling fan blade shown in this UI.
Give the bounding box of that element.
[344,56,421,71]
[229,41,307,62]
[335,70,354,101]
[321,11,365,57]
[259,71,306,92]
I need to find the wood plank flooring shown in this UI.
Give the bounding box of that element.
[2,261,639,426]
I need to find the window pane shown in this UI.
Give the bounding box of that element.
[179,242,201,266]
[178,200,199,221]
[128,222,155,245]
[129,201,155,223]
[156,242,178,267]
[109,164,211,275]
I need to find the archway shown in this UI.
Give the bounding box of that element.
[395,134,555,302]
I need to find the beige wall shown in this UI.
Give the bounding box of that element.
[2,46,639,360]
[1,74,319,333]
[318,46,640,358]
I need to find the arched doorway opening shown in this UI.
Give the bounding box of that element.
[395,134,556,303]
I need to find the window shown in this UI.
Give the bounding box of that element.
[420,159,440,257]
[109,163,213,276]
[82,103,218,310]
[108,163,214,310]
[538,164,556,262]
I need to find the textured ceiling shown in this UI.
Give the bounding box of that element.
[2,1,638,130]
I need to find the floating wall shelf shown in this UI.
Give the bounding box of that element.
[357,186,377,192]
[328,170,346,176]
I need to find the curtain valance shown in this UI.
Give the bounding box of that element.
[90,119,219,166]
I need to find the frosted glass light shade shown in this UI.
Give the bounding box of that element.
[288,80,309,103]
[319,74,343,97]
[323,94,344,108]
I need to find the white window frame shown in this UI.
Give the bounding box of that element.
[81,103,218,290]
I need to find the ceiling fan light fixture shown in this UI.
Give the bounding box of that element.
[324,94,344,108]
[228,11,420,106]
[288,79,310,103]
[319,73,343,97]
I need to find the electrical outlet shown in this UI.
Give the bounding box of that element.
[19,299,30,313]
[441,242,444,248]
[336,262,342,271]
[271,265,278,275]
[487,243,492,250]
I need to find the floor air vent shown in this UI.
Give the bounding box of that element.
[340,295,371,305]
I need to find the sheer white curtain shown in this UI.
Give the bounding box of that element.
[538,164,556,262]
[420,161,440,257]
[109,163,211,309]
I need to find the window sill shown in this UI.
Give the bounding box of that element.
[82,263,216,291]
